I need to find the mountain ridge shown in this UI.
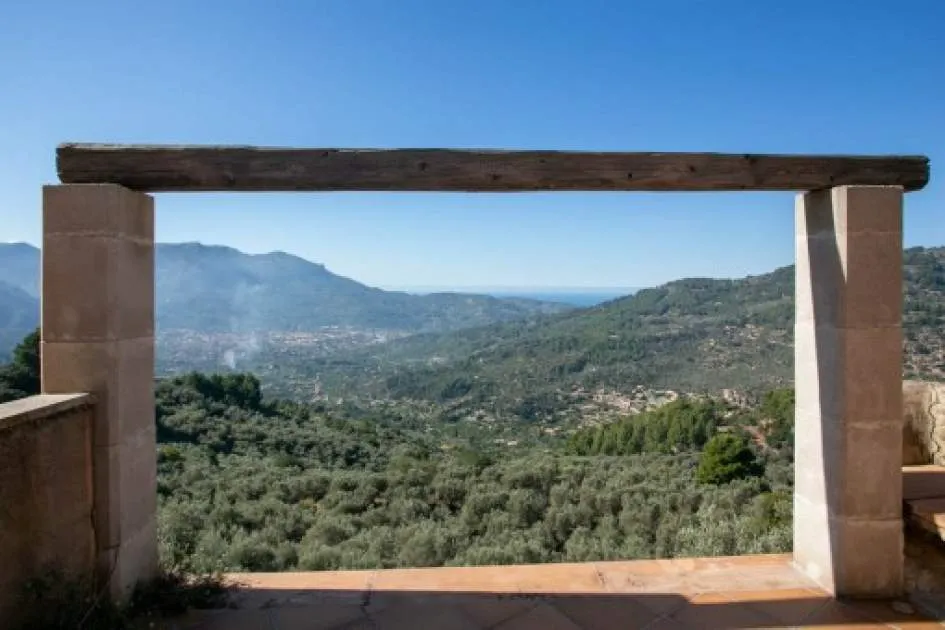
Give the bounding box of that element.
[269,247,944,411]
[0,242,573,356]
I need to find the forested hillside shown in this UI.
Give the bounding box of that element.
[276,247,944,415]
[155,372,793,572]
[0,330,849,571]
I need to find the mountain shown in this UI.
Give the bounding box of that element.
[0,243,572,354]
[154,243,570,333]
[0,242,40,297]
[292,247,945,409]
[0,280,38,359]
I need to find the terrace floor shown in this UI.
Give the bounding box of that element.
[149,553,944,629]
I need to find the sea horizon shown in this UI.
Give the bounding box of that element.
[384,286,642,307]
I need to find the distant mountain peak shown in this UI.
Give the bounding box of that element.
[0,241,572,352]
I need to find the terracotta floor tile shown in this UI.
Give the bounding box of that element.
[803,624,888,629]
[719,553,794,568]
[228,571,376,592]
[669,593,785,629]
[799,599,890,628]
[640,617,690,629]
[364,592,481,618]
[370,566,521,593]
[677,568,777,594]
[272,602,368,629]
[598,574,683,595]
[513,562,608,594]
[235,588,368,611]
[367,601,482,630]
[196,609,273,630]
[594,559,669,576]
[670,605,781,629]
[492,602,583,630]
[127,614,191,630]
[154,609,235,630]
[716,588,824,603]
[645,568,774,595]
[672,553,791,573]
[633,594,691,618]
[708,588,831,626]
[597,558,812,596]
[324,617,376,630]
[551,595,662,629]
[230,588,284,610]
[596,563,700,595]
[730,566,822,592]
[455,595,540,627]
[841,599,940,626]
[203,555,945,629]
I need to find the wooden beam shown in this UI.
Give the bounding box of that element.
[57,144,931,193]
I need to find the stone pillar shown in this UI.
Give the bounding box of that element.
[794,185,904,597]
[40,184,157,599]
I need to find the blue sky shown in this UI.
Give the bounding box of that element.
[0,0,942,289]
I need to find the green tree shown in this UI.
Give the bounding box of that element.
[759,388,794,449]
[696,434,762,485]
[0,328,40,402]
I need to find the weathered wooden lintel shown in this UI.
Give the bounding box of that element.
[56,143,930,193]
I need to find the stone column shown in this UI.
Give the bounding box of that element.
[794,185,904,597]
[41,184,157,599]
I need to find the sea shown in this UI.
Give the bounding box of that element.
[484,291,636,307]
[392,287,640,307]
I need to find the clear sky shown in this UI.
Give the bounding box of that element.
[0,0,942,289]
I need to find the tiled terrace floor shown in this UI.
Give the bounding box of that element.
[151,554,944,629]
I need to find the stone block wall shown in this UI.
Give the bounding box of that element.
[903,380,945,466]
[0,394,96,627]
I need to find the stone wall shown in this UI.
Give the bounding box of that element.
[903,380,945,466]
[0,394,95,627]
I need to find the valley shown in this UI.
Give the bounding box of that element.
[1,240,943,574]
[168,246,944,434]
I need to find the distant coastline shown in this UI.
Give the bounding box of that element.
[389,287,641,307]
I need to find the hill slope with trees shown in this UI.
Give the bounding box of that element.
[154,372,792,572]
[0,330,794,572]
[275,247,944,414]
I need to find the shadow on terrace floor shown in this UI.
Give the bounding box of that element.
[145,554,945,629]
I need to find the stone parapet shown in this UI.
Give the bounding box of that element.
[0,394,95,627]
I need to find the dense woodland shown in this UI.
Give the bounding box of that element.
[155,373,793,572]
[0,332,794,572]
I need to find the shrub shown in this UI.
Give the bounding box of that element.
[696,434,762,485]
